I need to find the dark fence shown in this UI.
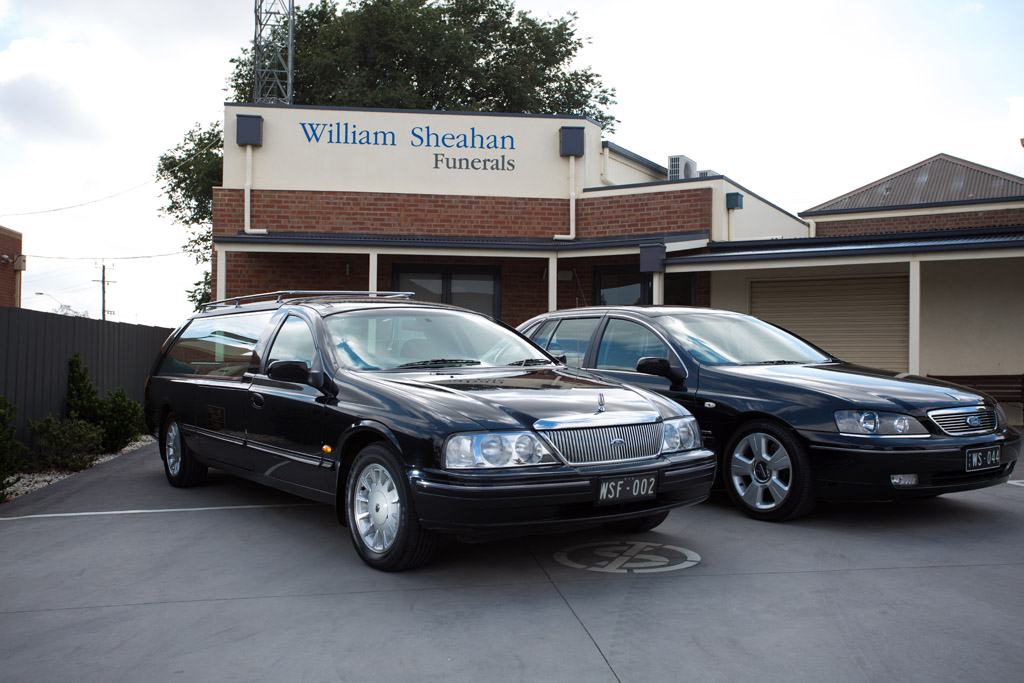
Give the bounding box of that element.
[0,307,173,444]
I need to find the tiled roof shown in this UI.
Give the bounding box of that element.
[802,154,1024,215]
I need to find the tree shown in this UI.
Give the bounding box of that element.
[157,0,617,307]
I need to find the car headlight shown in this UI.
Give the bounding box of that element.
[445,432,557,469]
[661,417,701,453]
[995,404,1009,428]
[834,410,928,436]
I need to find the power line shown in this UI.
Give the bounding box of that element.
[0,134,221,218]
[27,252,187,261]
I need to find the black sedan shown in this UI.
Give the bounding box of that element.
[145,293,716,570]
[518,306,1020,521]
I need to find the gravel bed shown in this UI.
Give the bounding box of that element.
[2,435,155,502]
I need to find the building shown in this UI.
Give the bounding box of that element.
[212,105,1023,419]
[0,225,25,308]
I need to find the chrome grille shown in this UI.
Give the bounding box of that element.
[928,406,997,436]
[539,422,663,465]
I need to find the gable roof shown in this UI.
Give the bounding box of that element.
[801,153,1024,216]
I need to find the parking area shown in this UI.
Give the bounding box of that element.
[2,442,1023,683]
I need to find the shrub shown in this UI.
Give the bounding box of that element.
[100,388,143,453]
[29,413,104,472]
[0,396,29,502]
[66,353,103,424]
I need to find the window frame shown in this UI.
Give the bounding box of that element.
[392,263,501,318]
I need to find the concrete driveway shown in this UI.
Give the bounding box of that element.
[2,442,1022,683]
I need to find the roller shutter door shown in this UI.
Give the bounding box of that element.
[749,276,908,372]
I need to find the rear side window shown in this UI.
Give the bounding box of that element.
[545,318,600,369]
[160,312,273,378]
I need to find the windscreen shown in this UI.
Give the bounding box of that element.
[324,308,552,370]
[658,312,832,366]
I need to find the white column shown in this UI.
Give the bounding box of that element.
[215,245,226,300]
[909,259,921,375]
[369,251,379,292]
[652,271,664,305]
[548,254,558,311]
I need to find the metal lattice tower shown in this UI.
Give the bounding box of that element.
[254,0,294,104]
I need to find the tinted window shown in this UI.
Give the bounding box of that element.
[266,316,318,369]
[545,318,600,369]
[161,312,272,378]
[595,319,669,371]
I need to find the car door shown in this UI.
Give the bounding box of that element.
[588,317,696,409]
[186,311,273,472]
[246,314,330,494]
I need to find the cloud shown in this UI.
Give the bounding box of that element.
[0,74,101,140]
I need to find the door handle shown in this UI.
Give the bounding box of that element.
[251,393,265,409]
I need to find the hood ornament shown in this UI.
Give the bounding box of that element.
[597,393,606,413]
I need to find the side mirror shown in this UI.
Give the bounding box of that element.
[267,360,311,384]
[636,356,686,389]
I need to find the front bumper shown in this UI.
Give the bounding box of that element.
[802,428,1021,502]
[410,449,717,534]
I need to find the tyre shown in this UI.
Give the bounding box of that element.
[345,443,438,571]
[604,510,670,533]
[724,420,816,521]
[161,415,208,488]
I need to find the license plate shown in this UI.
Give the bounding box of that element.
[596,474,657,506]
[966,446,1001,472]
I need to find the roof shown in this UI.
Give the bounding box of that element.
[214,230,709,252]
[663,225,1024,267]
[801,154,1024,216]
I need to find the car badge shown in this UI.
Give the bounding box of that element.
[966,416,982,428]
[597,393,606,413]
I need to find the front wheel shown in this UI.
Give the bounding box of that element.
[345,443,438,571]
[723,420,815,521]
[161,415,207,488]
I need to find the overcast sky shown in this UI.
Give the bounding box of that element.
[1,0,1021,328]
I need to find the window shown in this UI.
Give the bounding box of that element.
[394,265,500,317]
[595,266,651,306]
[595,319,669,371]
[266,316,318,369]
[160,312,273,378]
[544,318,601,369]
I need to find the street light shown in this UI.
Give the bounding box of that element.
[35,291,65,307]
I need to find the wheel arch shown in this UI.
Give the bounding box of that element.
[334,421,402,495]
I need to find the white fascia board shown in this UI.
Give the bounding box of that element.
[666,238,709,253]
[810,201,1024,222]
[215,242,648,260]
[664,247,1024,273]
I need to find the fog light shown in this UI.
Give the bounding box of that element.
[890,473,919,487]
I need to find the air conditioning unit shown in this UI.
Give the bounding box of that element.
[698,169,719,178]
[668,154,697,180]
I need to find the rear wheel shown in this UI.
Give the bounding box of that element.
[345,443,438,571]
[724,420,815,521]
[161,415,207,487]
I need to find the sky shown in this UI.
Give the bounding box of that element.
[1,0,1022,329]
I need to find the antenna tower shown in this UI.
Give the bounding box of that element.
[254,0,294,104]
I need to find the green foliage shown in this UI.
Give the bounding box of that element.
[187,270,212,312]
[28,413,104,472]
[0,396,30,501]
[66,352,103,424]
[100,388,143,454]
[157,0,617,304]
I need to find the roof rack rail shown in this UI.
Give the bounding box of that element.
[201,290,415,312]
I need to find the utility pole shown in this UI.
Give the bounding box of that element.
[93,262,116,321]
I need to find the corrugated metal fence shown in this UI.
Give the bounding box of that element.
[0,307,173,444]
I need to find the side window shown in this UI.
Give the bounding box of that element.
[526,320,557,350]
[595,319,669,372]
[266,316,318,369]
[160,312,272,378]
[545,318,600,369]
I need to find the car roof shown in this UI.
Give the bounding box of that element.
[192,291,465,319]
[533,305,743,319]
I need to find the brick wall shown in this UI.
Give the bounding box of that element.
[815,208,1024,237]
[0,229,23,307]
[213,186,713,241]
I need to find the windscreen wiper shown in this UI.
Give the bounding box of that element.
[396,359,482,368]
[505,358,551,366]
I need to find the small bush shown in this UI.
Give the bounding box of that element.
[29,413,104,472]
[0,396,30,502]
[100,388,143,453]
[66,353,103,424]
